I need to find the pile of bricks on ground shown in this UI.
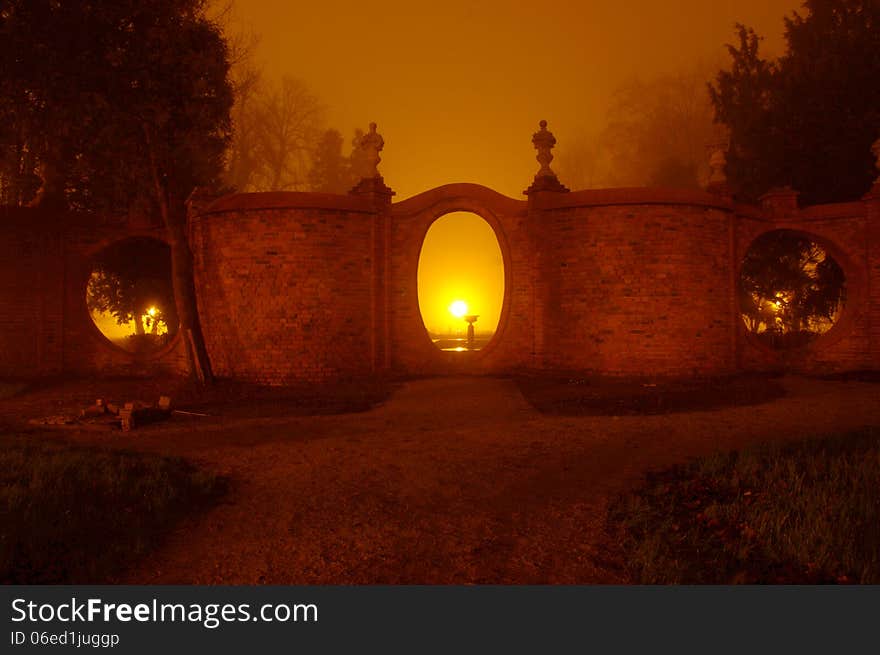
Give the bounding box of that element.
[27,395,191,431]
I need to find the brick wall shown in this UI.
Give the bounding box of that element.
[191,193,376,384]
[0,206,187,379]
[735,200,875,374]
[0,209,63,377]
[533,193,737,376]
[387,184,533,377]
[2,183,878,383]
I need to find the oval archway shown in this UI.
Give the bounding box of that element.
[417,212,505,352]
[85,237,179,354]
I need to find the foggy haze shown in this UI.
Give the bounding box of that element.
[230,0,802,199]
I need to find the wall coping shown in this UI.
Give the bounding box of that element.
[790,200,866,221]
[198,191,376,217]
[530,187,735,211]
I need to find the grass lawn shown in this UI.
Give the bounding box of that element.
[610,426,880,583]
[0,433,225,583]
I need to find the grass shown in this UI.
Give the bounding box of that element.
[609,427,880,583]
[0,433,226,583]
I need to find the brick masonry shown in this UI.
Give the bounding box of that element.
[0,206,188,379]
[1,184,878,382]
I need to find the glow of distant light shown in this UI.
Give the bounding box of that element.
[449,300,468,318]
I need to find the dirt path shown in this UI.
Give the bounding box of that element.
[60,375,880,584]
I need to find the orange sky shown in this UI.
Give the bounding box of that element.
[230,1,803,345]
[234,0,802,200]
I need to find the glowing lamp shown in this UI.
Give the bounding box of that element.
[449,300,468,318]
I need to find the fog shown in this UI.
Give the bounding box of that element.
[232,0,801,199]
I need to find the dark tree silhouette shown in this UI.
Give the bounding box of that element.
[710,1,880,204]
[307,129,356,194]
[309,129,360,193]
[739,231,846,347]
[0,0,233,382]
[87,239,178,345]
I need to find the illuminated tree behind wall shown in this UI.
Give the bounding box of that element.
[86,239,178,349]
[739,231,846,348]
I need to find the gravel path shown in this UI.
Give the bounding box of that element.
[53,375,880,583]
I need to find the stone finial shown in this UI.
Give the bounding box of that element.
[708,147,727,185]
[705,126,730,194]
[360,122,384,179]
[533,120,557,179]
[525,120,569,195]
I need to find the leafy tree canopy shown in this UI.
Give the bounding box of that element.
[555,61,720,190]
[1,0,233,380]
[710,0,880,204]
[86,238,178,335]
[739,230,846,348]
[307,129,360,194]
[0,0,233,214]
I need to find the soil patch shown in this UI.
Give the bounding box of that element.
[515,373,786,416]
[0,376,397,428]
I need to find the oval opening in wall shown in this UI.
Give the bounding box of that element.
[86,237,179,354]
[739,229,846,350]
[417,212,504,352]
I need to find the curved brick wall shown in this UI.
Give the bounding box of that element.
[185,186,878,383]
[534,190,737,376]
[1,185,877,382]
[190,193,377,384]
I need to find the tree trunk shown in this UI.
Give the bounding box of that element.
[146,129,213,385]
[30,151,68,210]
[166,210,214,385]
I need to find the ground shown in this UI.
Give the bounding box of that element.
[2,374,879,584]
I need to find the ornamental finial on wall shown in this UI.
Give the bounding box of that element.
[532,120,557,179]
[349,122,394,200]
[705,125,731,195]
[525,120,569,194]
[361,122,384,179]
[708,147,727,185]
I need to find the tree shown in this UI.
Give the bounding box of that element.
[0,0,233,382]
[348,127,367,183]
[86,238,178,340]
[710,1,880,204]
[225,74,324,192]
[219,7,264,194]
[307,128,361,193]
[739,231,846,346]
[555,62,719,190]
[604,65,718,188]
[554,133,607,191]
